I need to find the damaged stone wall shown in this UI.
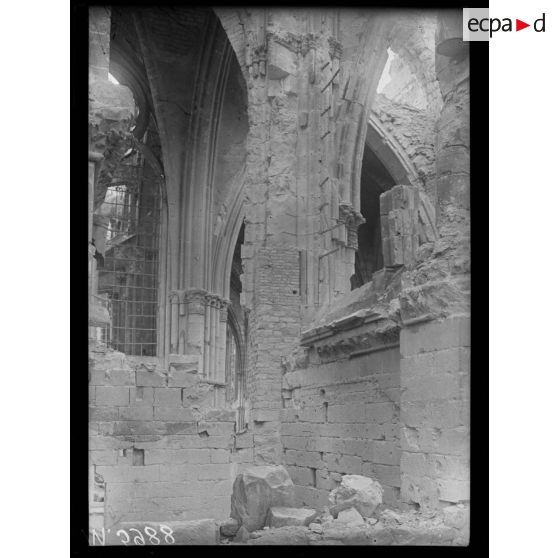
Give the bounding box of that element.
[89,347,255,526]
[399,317,470,509]
[217,8,397,466]
[394,11,470,522]
[280,336,401,509]
[88,7,470,541]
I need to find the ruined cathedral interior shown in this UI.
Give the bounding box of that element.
[88,6,470,546]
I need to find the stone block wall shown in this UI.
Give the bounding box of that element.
[399,316,470,510]
[280,342,401,509]
[88,348,255,528]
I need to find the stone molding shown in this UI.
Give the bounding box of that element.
[268,32,320,56]
[301,308,400,361]
[306,315,400,363]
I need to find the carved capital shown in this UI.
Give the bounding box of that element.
[178,289,231,315]
[184,289,208,315]
[299,33,318,56]
[338,203,365,250]
[204,293,230,310]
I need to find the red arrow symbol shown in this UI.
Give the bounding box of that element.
[516,19,531,31]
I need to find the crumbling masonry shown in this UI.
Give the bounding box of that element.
[88,7,470,545]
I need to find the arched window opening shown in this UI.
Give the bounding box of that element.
[96,128,162,356]
[226,222,247,431]
[351,144,396,290]
[225,320,238,399]
[225,313,243,404]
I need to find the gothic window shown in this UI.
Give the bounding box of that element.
[96,147,161,356]
[226,223,247,431]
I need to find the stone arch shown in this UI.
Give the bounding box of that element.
[367,12,441,204]
[108,40,153,140]
[365,117,419,187]
[334,13,396,212]
[384,12,443,115]
[212,8,248,80]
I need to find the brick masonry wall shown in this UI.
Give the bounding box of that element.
[89,348,255,528]
[399,316,470,510]
[247,246,302,464]
[280,345,401,509]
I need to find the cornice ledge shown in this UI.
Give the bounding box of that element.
[300,307,389,347]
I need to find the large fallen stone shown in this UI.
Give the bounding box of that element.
[220,518,240,537]
[107,519,219,545]
[336,507,365,526]
[328,474,383,518]
[233,525,251,543]
[268,507,318,528]
[231,465,295,532]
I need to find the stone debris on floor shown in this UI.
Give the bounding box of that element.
[328,474,383,518]
[218,466,469,545]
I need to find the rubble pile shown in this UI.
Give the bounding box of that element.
[220,468,469,546]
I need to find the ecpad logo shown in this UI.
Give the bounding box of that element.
[463,8,546,41]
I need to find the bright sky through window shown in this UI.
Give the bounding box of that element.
[376,48,395,93]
